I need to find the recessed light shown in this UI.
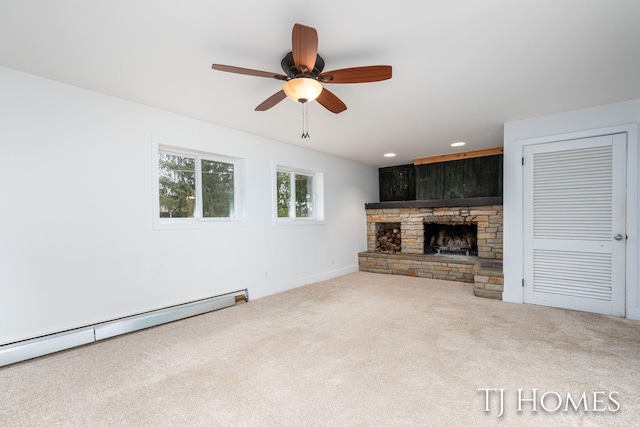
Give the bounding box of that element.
[451,142,466,147]
[384,153,396,157]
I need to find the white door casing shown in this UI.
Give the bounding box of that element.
[523,133,627,316]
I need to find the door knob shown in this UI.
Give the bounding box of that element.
[614,234,624,241]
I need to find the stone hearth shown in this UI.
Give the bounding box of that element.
[358,200,503,299]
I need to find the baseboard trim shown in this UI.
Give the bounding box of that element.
[250,265,359,300]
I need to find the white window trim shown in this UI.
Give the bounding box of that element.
[152,139,247,230]
[273,163,325,225]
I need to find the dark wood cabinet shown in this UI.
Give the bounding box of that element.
[378,164,416,201]
[380,154,502,202]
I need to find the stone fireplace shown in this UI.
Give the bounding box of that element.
[365,204,502,258]
[359,199,504,299]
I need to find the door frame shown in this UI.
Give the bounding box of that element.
[503,124,638,318]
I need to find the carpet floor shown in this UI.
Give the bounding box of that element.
[1,272,639,426]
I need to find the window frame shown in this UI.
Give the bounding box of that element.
[153,142,245,230]
[274,164,325,224]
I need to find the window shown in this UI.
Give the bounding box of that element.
[157,148,239,223]
[276,166,324,221]
[158,153,196,218]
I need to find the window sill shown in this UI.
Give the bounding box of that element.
[274,218,326,226]
[153,217,249,230]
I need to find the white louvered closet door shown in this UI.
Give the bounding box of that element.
[523,134,627,316]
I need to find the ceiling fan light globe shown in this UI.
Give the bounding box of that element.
[283,78,322,103]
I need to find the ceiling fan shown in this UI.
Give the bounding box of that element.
[211,23,392,115]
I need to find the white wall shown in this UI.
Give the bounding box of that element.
[0,66,378,345]
[503,99,640,320]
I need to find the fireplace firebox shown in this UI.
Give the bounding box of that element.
[424,223,478,255]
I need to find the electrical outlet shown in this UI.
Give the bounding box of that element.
[264,271,269,279]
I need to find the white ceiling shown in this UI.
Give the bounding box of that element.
[1,1,639,167]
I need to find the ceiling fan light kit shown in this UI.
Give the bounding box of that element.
[283,78,323,103]
[211,23,392,137]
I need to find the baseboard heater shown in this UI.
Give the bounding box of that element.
[0,289,248,368]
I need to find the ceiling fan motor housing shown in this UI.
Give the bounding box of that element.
[281,51,325,79]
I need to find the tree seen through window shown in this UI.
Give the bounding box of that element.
[159,151,235,219]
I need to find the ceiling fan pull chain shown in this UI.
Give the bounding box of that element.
[301,102,310,138]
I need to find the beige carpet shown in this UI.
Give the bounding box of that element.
[1,272,639,426]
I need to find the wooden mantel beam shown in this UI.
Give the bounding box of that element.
[414,147,504,165]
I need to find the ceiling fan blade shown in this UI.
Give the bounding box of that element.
[316,88,347,114]
[255,90,287,111]
[318,65,392,84]
[212,64,287,80]
[292,23,318,73]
